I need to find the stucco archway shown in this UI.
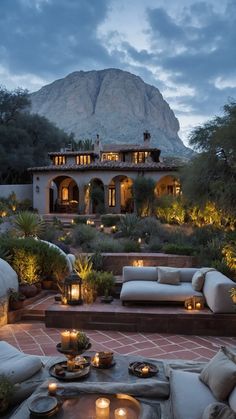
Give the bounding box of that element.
[49,176,79,213]
[155,175,181,197]
[108,175,134,213]
[86,178,105,214]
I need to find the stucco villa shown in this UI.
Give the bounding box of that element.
[29,132,181,215]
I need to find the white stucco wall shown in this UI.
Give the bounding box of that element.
[0,184,33,202]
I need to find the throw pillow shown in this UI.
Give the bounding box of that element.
[202,402,236,419]
[192,270,205,291]
[199,348,236,401]
[157,267,180,285]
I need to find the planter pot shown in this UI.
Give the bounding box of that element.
[9,300,24,311]
[100,296,113,304]
[19,284,38,298]
[42,280,53,290]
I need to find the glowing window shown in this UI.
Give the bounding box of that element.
[132,152,150,163]
[108,186,116,207]
[76,155,91,165]
[62,187,69,201]
[54,156,66,165]
[102,153,119,161]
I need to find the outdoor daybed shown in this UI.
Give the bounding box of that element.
[120,266,236,313]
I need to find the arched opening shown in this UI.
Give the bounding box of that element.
[49,176,79,213]
[109,175,134,213]
[87,178,105,214]
[155,175,181,197]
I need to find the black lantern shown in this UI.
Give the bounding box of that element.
[63,270,83,305]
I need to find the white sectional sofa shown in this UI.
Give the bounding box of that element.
[120,266,236,313]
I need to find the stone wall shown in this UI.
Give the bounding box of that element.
[0,184,33,202]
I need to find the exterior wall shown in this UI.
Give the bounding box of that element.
[0,184,33,202]
[33,169,178,214]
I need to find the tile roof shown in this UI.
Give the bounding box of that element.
[48,151,96,156]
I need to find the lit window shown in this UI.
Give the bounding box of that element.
[54,156,66,165]
[62,187,69,201]
[76,155,91,165]
[132,152,150,163]
[102,153,119,161]
[108,186,116,207]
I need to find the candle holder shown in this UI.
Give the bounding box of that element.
[185,296,204,310]
[96,397,110,417]
[128,361,158,378]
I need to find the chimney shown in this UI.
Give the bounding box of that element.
[94,134,102,156]
[143,130,151,147]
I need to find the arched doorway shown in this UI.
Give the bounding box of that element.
[87,178,105,214]
[108,176,133,213]
[49,176,79,213]
[155,175,181,197]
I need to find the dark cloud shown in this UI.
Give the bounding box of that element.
[0,0,113,78]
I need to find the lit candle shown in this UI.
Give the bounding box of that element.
[71,219,74,224]
[141,365,150,375]
[111,225,116,233]
[48,382,57,395]
[114,408,128,419]
[93,353,100,367]
[60,330,71,350]
[100,224,104,231]
[61,296,67,305]
[187,304,193,310]
[67,359,75,372]
[195,302,201,309]
[95,398,110,417]
[138,238,142,244]
[70,330,78,350]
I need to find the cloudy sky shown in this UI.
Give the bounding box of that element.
[0,0,236,144]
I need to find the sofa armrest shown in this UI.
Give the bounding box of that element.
[122,266,157,282]
[203,271,235,313]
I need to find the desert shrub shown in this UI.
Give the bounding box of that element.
[222,242,236,272]
[118,214,140,238]
[156,196,186,225]
[190,226,224,246]
[39,245,69,281]
[74,254,93,280]
[148,236,162,252]
[91,237,123,253]
[101,214,121,227]
[38,225,61,243]
[121,239,140,253]
[211,260,234,277]
[90,251,104,271]
[13,211,45,237]
[136,217,169,242]
[72,224,97,247]
[11,248,39,283]
[18,198,33,211]
[167,229,190,246]
[162,243,196,256]
[81,271,98,304]
[73,216,89,225]
[95,271,115,296]
[133,177,156,216]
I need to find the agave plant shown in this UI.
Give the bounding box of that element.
[118,214,140,238]
[13,211,45,238]
[74,254,93,280]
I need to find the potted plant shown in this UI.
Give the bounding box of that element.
[97,272,115,304]
[8,288,25,310]
[230,287,236,304]
[100,288,113,304]
[0,375,14,413]
[40,246,69,290]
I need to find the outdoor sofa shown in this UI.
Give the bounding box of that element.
[120,266,236,313]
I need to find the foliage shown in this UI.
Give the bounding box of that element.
[74,254,93,280]
[133,177,156,216]
[211,260,233,277]
[73,216,89,225]
[81,271,98,304]
[39,245,68,281]
[162,243,196,256]
[90,183,105,214]
[222,243,236,271]
[91,237,123,253]
[72,224,97,248]
[0,87,73,184]
[11,248,39,283]
[90,251,104,271]
[190,226,224,246]
[38,225,61,243]
[95,271,115,296]
[118,214,139,238]
[156,196,186,225]
[8,288,25,302]
[181,101,236,217]
[0,374,14,409]
[13,211,45,237]
[101,214,121,227]
[147,236,162,252]
[76,139,94,151]
[121,239,140,253]
[136,217,170,242]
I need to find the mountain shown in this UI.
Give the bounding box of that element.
[30,68,191,156]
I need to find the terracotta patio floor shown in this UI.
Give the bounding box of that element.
[1,321,236,362]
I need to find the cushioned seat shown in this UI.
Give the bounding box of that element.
[170,370,216,419]
[120,281,202,302]
[0,341,43,384]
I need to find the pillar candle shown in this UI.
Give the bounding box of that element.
[114,408,128,419]
[60,330,70,350]
[70,330,78,350]
[48,382,57,395]
[95,398,110,417]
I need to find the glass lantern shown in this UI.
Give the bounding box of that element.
[63,270,83,305]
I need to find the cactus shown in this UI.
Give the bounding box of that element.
[76,331,89,350]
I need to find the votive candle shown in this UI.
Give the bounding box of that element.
[61,330,70,350]
[187,304,193,310]
[95,398,110,417]
[67,359,75,372]
[48,382,57,395]
[114,408,128,419]
[141,365,150,375]
[195,302,201,309]
[93,353,100,367]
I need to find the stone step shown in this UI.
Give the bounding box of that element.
[21,312,45,321]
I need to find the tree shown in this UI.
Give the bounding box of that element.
[133,177,156,216]
[181,101,236,217]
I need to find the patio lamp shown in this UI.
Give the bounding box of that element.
[63,270,83,305]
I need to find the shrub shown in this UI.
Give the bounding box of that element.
[156,196,186,225]
[191,226,224,246]
[133,177,156,216]
[74,254,93,280]
[39,245,68,281]
[39,225,61,243]
[11,248,39,283]
[81,271,98,304]
[118,214,139,238]
[91,237,123,253]
[148,236,162,252]
[101,214,121,227]
[121,239,140,253]
[211,260,234,277]
[0,374,14,413]
[222,242,236,272]
[95,271,115,296]
[13,211,45,237]
[90,251,104,271]
[72,224,97,247]
[162,243,196,256]
[73,216,89,225]
[136,217,169,242]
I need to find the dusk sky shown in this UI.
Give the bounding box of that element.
[1,0,236,145]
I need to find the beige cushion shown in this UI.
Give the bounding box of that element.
[202,402,236,419]
[192,270,205,291]
[0,341,43,384]
[199,348,236,401]
[157,267,180,285]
